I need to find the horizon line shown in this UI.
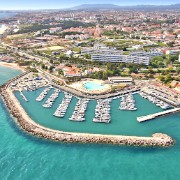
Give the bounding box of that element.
[0,3,179,11]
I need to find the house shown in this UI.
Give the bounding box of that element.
[0,56,14,63]
[62,66,82,77]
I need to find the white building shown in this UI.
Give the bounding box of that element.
[130,51,163,59]
[81,43,122,55]
[49,27,62,34]
[81,48,122,55]
[65,34,89,40]
[91,54,150,65]
[66,50,74,56]
[166,50,180,55]
[108,76,133,85]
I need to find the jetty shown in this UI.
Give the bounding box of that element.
[119,93,137,111]
[20,91,28,102]
[36,87,50,102]
[42,88,60,108]
[93,99,111,123]
[53,93,72,118]
[69,98,89,122]
[137,108,180,122]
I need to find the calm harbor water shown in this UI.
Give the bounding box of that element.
[0,65,180,179]
[15,88,167,136]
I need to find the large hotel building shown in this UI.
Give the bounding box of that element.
[81,43,163,65]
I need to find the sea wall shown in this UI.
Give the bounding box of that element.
[0,74,174,147]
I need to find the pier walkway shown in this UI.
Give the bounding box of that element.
[20,91,28,102]
[137,108,180,122]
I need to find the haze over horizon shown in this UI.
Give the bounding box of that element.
[0,0,180,10]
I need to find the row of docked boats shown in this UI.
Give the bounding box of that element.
[36,87,50,101]
[139,92,171,110]
[53,93,72,118]
[69,98,89,122]
[119,93,137,111]
[93,99,111,123]
[42,89,60,108]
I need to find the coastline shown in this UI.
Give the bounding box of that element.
[0,62,25,71]
[0,73,175,147]
[0,24,8,35]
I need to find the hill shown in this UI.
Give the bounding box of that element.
[70,3,180,10]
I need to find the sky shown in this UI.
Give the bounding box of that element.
[0,0,179,10]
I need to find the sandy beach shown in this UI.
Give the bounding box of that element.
[0,62,25,71]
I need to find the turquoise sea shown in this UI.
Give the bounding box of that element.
[0,65,180,179]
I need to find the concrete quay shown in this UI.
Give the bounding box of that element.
[137,108,180,122]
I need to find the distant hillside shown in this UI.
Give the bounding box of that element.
[71,4,121,10]
[70,3,180,10]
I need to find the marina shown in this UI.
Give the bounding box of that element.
[69,98,89,122]
[141,84,180,107]
[139,91,172,110]
[10,72,49,92]
[36,87,50,101]
[119,93,137,111]
[93,99,111,123]
[13,87,179,136]
[2,71,179,136]
[53,93,72,118]
[0,82,174,148]
[42,88,60,108]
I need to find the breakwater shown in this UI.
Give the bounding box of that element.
[0,73,175,147]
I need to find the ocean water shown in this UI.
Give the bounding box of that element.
[0,66,180,179]
[0,66,21,84]
[0,13,17,28]
[0,13,17,20]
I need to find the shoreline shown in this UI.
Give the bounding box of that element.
[0,72,175,147]
[0,62,25,71]
[0,24,8,35]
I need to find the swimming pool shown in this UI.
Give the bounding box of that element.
[85,82,106,90]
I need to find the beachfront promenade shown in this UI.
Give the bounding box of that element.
[0,72,174,147]
[137,108,180,122]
